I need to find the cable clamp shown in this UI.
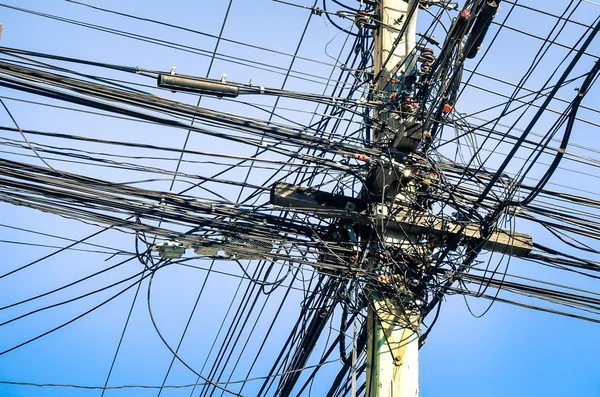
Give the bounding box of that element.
[311,7,324,16]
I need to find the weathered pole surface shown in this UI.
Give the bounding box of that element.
[366,1,420,396]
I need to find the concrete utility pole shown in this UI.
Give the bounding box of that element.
[366,1,420,396]
[268,1,532,395]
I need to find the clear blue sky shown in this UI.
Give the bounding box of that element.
[0,1,599,396]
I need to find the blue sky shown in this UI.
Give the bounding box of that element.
[0,1,599,396]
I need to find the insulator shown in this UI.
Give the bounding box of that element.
[354,10,376,30]
[353,153,371,162]
[420,48,435,74]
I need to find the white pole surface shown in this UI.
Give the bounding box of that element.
[367,1,420,396]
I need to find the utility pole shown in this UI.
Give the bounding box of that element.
[268,1,532,395]
[366,1,420,396]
